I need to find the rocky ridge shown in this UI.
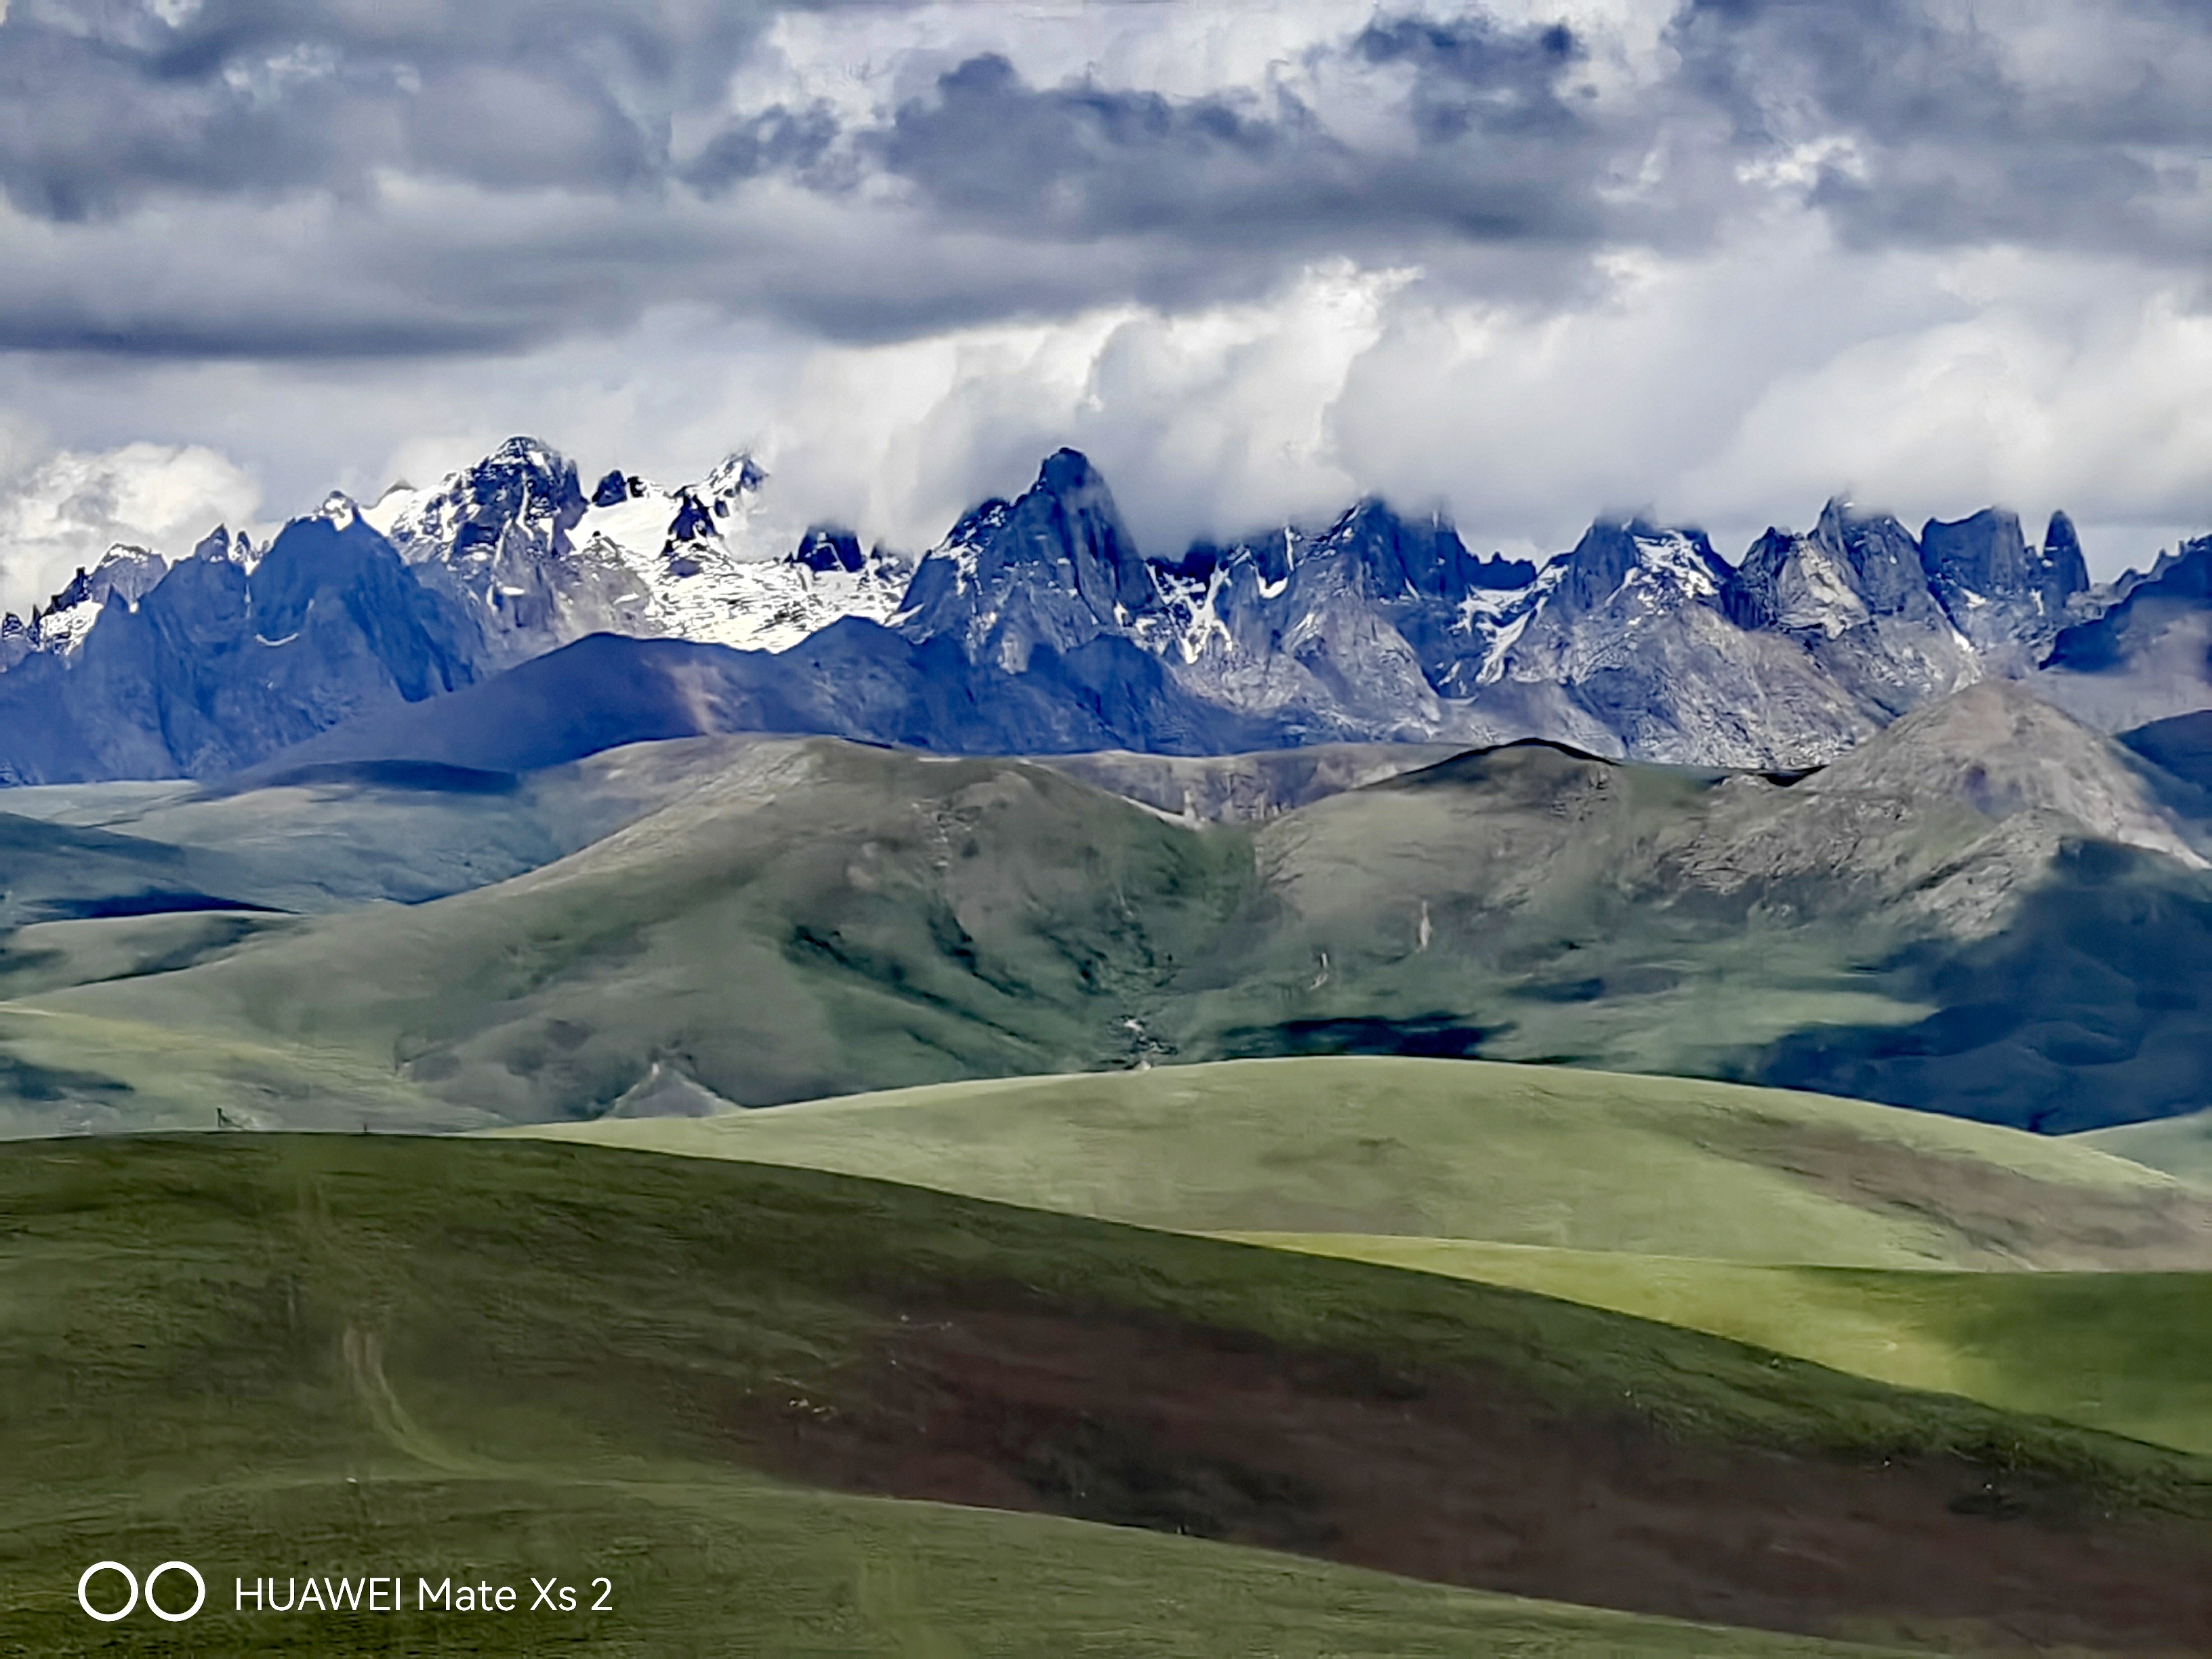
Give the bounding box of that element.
[0,510,476,783]
[889,450,2115,768]
[364,438,911,665]
[0,434,2205,783]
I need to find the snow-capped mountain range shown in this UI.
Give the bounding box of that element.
[0,434,2203,785]
[879,448,2122,769]
[361,438,911,664]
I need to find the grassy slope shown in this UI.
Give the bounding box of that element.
[18,1480,1908,1659]
[1163,745,1940,1081]
[1222,1234,2212,1456]
[0,1003,464,1137]
[511,1056,2212,1271]
[0,736,745,913]
[0,1132,1979,1658]
[19,741,1253,1131]
[1157,699,2212,1133]
[2080,1108,2212,1187]
[17,710,2212,1138]
[0,741,778,1105]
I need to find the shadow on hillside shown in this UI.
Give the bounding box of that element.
[1752,841,2212,1132]
[1210,1013,1504,1062]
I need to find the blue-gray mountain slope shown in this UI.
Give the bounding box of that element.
[0,510,478,784]
[4,438,2205,785]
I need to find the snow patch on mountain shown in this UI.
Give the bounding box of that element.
[368,438,909,663]
[1468,561,1561,687]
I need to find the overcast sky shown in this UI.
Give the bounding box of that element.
[0,0,2209,608]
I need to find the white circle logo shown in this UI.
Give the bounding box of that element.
[146,1562,207,1622]
[77,1561,203,1623]
[77,1563,136,1623]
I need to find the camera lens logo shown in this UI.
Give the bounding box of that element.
[78,1561,205,1623]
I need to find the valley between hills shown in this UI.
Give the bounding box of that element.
[3,662,2212,1654]
[5,0,2211,1637]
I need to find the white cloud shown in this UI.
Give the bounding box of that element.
[1675,257,2212,569]
[3,0,2210,592]
[5,218,2209,592]
[0,441,262,612]
[746,260,1412,554]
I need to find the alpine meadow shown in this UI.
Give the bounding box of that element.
[3,1,2212,1655]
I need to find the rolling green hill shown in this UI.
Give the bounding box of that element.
[1221,1234,2212,1456]
[0,735,762,914]
[6,1132,2205,1656]
[17,684,2212,1138]
[0,738,764,1020]
[11,739,1253,1133]
[510,1056,2212,1271]
[1162,687,2212,1132]
[512,1057,2212,1466]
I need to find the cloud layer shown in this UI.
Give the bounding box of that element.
[0,0,2208,604]
[0,441,261,607]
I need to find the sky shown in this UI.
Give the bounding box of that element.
[0,0,2209,609]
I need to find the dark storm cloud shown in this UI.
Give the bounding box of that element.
[1670,0,2212,258]
[0,0,778,216]
[682,102,844,195]
[1353,12,1582,143]
[857,32,1619,248]
[0,0,2209,363]
[0,0,1667,359]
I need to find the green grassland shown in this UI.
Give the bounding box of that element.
[1219,1234,2212,1456]
[517,1057,2212,1469]
[13,741,1255,1132]
[14,701,2212,1136]
[510,1056,2212,1271]
[0,1004,460,1137]
[8,712,2212,1654]
[15,1477,1923,1659]
[0,1132,2018,1658]
[0,737,747,913]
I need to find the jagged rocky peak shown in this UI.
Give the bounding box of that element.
[792,526,866,574]
[1551,516,1725,613]
[449,437,586,550]
[0,495,483,783]
[1729,498,1933,636]
[895,448,1153,668]
[314,491,361,532]
[1019,448,1150,600]
[1918,506,2089,653]
[2112,539,2184,603]
[661,453,773,554]
[1919,506,2030,596]
[24,544,175,656]
[368,436,586,569]
[590,469,646,509]
[702,452,767,514]
[355,437,910,657]
[2043,510,2090,592]
[191,525,256,567]
[59,544,169,609]
[1816,498,1933,615]
[2043,533,2212,679]
[665,491,717,552]
[1309,499,1536,602]
[1010,447,1145,572]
